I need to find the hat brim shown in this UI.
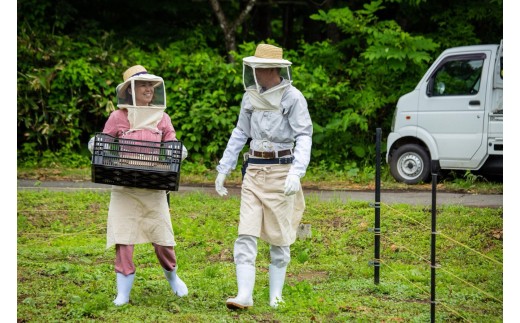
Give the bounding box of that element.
[243,56,292,67]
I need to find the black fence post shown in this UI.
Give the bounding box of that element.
[374,128,382,284]
[430,160,440,322]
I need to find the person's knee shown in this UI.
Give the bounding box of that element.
[270,245,291,267]
[153,244,177,271]
[115,244,136,275]
[233,235,258,266]
[271,256,290,268]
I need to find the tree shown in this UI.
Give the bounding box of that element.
[208,0,257,62]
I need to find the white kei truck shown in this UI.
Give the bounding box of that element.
[386,40,503,184]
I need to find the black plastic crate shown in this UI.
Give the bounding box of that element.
[91,133,182,191]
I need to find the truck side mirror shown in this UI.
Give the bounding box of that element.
[427,78,445,96]
[435,82,445,95]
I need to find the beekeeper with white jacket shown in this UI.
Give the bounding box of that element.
[215,44,313,309]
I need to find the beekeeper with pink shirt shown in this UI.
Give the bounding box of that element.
[89,65,188,306]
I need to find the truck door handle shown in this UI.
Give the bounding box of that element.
[469,100,480,106]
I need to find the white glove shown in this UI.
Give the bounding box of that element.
[284,174,301,196]
[215,173,228,196]
[88,137,95,154]
[181,145,188,161]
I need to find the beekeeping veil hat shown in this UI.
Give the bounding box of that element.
[243,44,292,109]
[243,44,292,66]
[243,44,292,92]
[116,65,166,109]
[115,65,167,130]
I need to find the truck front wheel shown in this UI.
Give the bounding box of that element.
[390,144,431,184]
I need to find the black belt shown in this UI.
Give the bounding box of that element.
[247,157,294,164]
[248,149,292,159]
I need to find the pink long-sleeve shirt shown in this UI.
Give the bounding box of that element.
[102,109,176,142]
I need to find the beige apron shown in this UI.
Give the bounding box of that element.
[106,185,175,249]
[238,163,305,246]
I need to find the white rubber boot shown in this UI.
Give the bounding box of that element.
[226,264,255,309]
[113,272,135,306]
[163,268,188,297]
[269,264,287,308]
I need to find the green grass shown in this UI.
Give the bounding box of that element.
[17,190,503,322]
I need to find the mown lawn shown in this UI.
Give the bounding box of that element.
[17,190,502,322]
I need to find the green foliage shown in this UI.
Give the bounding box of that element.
[17,28,242,166]
[411,0,503,48]
[307,2,439,165]
[17,190,503,321]
[17,24,120,162]
[158,39,243,163]
[17,0,503,172]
